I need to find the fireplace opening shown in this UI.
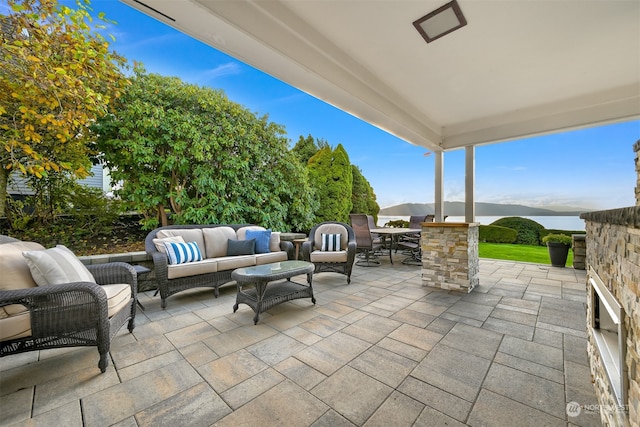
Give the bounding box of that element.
[589,267,628,406]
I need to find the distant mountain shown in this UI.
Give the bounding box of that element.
[379,202,589,217]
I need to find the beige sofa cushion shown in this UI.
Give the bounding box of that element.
[236,226,265,240]
[0,308,30,341]
[255,251,288,265]
[22,245,95,286]
[270,232,281,252]
[216,255,256,271]
[102,284,132,317]
[0,283,131,341]
[313,224,348,251]
[202,227,237,258]
[0,241,44,291]
[167,258,218,279]
[237,227,283,252]
[310,250,348,263]
[156,229,205,258]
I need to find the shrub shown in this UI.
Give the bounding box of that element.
[491,217,545,246]
[542,233,573,246]
[540,229,585,241]
[5,183,125,249]
[479,225,517,243]
[385,219,408,228]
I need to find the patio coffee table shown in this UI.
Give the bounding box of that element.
[232,260,315,324]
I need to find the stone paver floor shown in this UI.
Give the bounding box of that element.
[0,256,602,426]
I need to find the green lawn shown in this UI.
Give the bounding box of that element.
[479,242,573,266]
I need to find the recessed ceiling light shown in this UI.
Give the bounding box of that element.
[413,0,467,44]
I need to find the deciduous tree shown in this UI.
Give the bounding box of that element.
[0,0,129,216]
[93,70,317,231]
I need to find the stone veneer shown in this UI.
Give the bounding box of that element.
[420,222,479,292]
[635,139,640,205]
[581,206,640,426]
[572,234,586,270]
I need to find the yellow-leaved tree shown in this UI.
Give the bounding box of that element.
[0,0,128,216]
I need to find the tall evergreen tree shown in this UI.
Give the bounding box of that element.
[291,134,330,165]
[307,144,353,223]
[292,134,317,165]
[351,165,380,221]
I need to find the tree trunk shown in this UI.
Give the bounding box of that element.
[0,168,8,218]
[157,203,168,227]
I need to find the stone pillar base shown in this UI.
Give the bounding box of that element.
[421,222,479,293]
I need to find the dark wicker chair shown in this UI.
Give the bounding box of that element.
[398,215,429,265]
[302,221,357,283]
[350,214,383,266]
[366,215,384,254]
[0,237,137,373]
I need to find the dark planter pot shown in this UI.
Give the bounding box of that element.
[547,242,570,267]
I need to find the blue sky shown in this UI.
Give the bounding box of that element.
[35,1,640,210]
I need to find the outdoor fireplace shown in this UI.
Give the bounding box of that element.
[582,207,638,426]
[578,139,640,425]
[588,268,627,407]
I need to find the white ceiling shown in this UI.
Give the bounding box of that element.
[122,0,640,152]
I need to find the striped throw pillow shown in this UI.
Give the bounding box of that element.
[321,233,341,251]
[163,241,203,265]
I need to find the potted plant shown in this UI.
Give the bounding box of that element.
[542,233,573,267]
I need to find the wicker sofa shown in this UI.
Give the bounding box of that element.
[145,224,294,308]
[0,235,137,373]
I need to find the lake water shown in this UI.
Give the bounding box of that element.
[377,215,586,231]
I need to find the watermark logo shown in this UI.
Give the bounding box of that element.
[566,401,581,417]
[566,401,629,418]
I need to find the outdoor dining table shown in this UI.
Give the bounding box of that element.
[369,227,421,265]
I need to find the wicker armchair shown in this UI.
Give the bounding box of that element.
[0,237,137,373]
[302,221,357,284]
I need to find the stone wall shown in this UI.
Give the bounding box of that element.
[581,206,640,426]
[420,222,479,292]
[635,139,640,206]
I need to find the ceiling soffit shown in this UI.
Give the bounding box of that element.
[122,0,640,151]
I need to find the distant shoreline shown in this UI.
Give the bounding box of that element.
[379,201,590,217]
[377,215,586,231]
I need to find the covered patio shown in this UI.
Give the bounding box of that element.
[1,255,600,426]
[122,0,639,222]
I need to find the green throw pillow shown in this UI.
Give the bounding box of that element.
[227,238,256,256]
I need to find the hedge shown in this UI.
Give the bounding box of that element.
[479,225,518,243]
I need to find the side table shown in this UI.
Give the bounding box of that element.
[133,265,151,311]
[292,238,307,260]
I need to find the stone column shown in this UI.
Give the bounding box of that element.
[634,139,640,206]
[572,234,586,270]
[421,222,479,293]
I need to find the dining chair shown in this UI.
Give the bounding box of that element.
[349,214,382,267]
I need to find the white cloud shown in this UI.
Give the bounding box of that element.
[204,63,242,79]
[121,33,184,51]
